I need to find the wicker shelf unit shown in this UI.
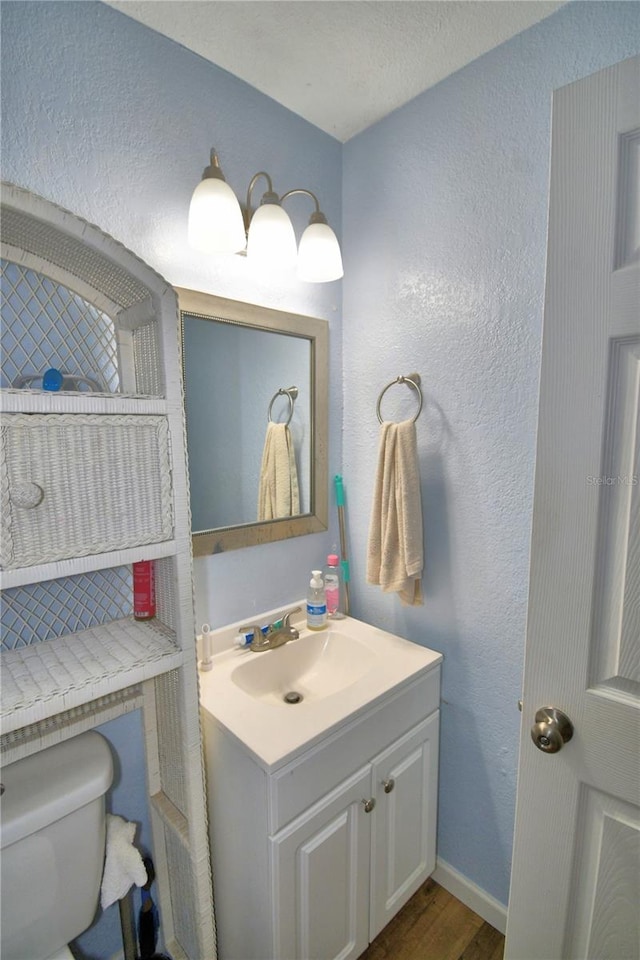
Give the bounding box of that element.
[0,182,216,959]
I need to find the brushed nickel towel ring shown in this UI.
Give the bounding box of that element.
[268,385,298,426]
[376,374,423,424]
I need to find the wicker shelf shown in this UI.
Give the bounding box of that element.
[0,541,178,590]
[1,617,183,735]
[0,389,168,415]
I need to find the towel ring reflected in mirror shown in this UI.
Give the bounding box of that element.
[376,373,423,424]
[268,386,298,427]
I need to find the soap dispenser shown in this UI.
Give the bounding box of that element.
[306,570,327,630]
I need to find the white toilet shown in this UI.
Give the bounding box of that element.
[1,731,114,960]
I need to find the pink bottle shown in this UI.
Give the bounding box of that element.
[325,554,341,617]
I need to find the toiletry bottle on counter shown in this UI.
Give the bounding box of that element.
[307,570,327,630]
[325,554,342,618]
[133,560,155,620]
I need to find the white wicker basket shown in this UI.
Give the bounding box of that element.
[1,413,173,569]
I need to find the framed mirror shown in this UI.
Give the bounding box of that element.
[176,287,328,554]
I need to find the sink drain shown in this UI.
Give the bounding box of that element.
[283,691,303,704]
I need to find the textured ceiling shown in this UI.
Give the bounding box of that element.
[104,1,565,141]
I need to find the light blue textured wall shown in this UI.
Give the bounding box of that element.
[342,1,640,907]
[1,3,341,956]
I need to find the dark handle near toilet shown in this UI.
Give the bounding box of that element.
[382,778,395,794]
[531,707,574,754]
[361,797,376,813]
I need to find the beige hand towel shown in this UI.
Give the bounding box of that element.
[367,419,424,605]
[258,422,300,520]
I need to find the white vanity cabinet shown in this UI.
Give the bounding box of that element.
[202,661,441,960]
[272,713,439,959]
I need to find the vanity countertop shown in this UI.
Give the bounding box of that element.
[198,610,442,771]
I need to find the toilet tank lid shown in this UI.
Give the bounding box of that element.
[1,732,113,849]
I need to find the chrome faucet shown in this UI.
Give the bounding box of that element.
[241,607,301,652]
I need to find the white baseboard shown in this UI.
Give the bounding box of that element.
[432,857,508,935]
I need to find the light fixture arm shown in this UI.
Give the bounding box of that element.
[244,179,329,231]
[246,171,274,205]
[280,188,327,224]
[201,149,229,182]
[282,187,343,281]
[244,171,280,230]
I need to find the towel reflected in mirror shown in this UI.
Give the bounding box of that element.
[258,422,301,520]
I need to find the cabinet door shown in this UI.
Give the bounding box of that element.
[1,414,173,569]
[271,765,372,960]
[369,711,440,940]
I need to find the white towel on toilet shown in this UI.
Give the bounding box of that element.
[100,814,147,909]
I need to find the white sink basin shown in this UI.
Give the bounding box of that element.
[231,629,376,705]
[199,611,442,769]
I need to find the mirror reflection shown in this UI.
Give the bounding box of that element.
[177,288,328,554]
[183,316,310,528]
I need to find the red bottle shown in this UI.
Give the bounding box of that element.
[133,560,155,620]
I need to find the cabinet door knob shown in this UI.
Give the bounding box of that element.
[361,797,376,813]
[382,778,395,794]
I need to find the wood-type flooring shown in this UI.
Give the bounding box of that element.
[358,878,505,960]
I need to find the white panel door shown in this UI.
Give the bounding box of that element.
[270,766,372,960]
[369,712,439,941]
[506,56,640,959]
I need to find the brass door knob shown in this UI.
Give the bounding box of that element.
[361,798,376,813]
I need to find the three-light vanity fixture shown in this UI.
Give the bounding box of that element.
[187,149,343,283]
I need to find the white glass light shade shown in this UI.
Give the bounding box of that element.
[297,221,344,282]
[188,177,246,254]
[246,203,297,268]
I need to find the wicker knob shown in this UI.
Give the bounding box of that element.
[11,481,44,508]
